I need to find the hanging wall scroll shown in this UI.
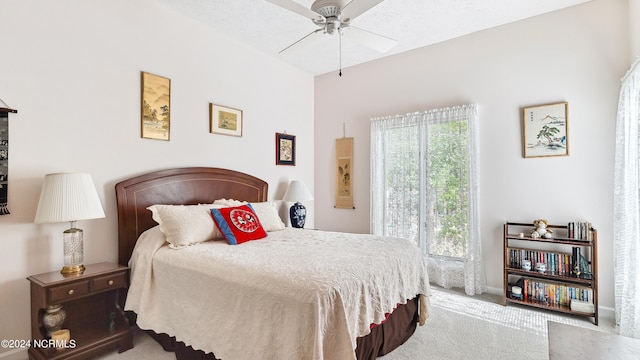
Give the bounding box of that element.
[141,71,171,141]
[0,101,17,215]
[335,137,354,209]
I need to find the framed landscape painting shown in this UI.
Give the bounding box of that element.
[522,102,569,158]
[141,71,170,141]
[210,103,243,137]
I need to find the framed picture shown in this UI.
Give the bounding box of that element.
[522,102,569,158]
[276,133,296,166]
[141,71,170,141]
[210,103,243,137]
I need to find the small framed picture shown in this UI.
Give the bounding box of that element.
[276,133,296,166]
[141,71,171,141]
[522,102,569,158]
[210,103,243,137]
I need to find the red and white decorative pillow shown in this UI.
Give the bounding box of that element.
[213,199,286,232]
[211,204,267,245]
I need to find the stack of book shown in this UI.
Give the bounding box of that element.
[570,299,594,313]
[567,221,595,241]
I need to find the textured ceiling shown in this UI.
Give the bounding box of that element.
[152,0,590,76]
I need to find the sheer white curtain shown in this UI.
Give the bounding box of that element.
[614,59,640,338]
[371,104,485,295]
[370,113,421,242]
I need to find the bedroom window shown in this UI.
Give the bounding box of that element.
[370,104,485,295]
[425,119,469,259]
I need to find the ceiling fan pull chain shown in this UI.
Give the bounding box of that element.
[339,29,342,77]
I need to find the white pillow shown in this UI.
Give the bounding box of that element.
[250,202,286,232]
[213,198,246,207]
[147,204,224,249]
[213,199,285,232]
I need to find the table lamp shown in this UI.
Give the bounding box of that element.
[35,173,105,275]
[282,180,313,228]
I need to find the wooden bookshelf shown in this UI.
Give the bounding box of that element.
[503,222,598,325]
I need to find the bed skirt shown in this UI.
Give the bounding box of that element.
[141,297,419,360]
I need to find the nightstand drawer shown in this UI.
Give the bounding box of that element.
[92,272,127,291]
[49,281,90,302]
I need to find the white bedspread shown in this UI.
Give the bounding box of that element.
[126,227,431,360]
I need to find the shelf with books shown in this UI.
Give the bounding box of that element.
[506,246,593,282]
[503,221,598,325]
[505,297,595,317]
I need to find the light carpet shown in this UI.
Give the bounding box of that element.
[97,287,615,360]
[383,287,613,360]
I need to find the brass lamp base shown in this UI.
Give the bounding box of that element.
[60,264,85,275]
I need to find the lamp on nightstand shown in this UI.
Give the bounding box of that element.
[282,180,313,228]
[35,173,105,275]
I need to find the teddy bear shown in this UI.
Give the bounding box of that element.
[531,219,553,239]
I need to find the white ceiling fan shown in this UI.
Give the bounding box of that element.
[265,0,397,75]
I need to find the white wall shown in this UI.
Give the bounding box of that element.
[0,0,313,356]
[314,0,629,313]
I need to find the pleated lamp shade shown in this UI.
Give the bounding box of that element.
[35,173,105,224]
[282,180,313,203]
[35,173,105,274]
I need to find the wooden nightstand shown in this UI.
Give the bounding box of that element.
[27,262,134,360]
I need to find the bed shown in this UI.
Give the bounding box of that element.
[115,167,430,360]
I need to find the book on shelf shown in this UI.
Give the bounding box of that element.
[568,222,574,238]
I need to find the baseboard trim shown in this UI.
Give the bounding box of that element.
[0,348,27,360]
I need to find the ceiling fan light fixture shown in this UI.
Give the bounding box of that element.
[325,19,342,35]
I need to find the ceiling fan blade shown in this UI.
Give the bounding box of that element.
[279,29,324,54]
[343,26,397,53]
[265,0,325,22]
[341,0,385,21]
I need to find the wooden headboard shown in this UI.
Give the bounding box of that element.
[115,167,268,266]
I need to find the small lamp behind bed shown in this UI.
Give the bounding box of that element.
[282,180,313,228]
